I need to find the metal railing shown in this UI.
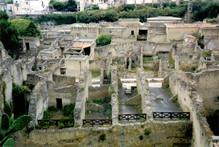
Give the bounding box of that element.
[83,119,112,126]
[38,119,74,127]
[153,112,190,120]
[118,114,147,121]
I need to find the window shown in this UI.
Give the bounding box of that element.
[131,30,134,35]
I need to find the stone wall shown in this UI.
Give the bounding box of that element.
[52,75,76,87]
[88,86,110,101]
[74,68,92,126]
[111,66,119,125]
[0,46,28,112]
[166,27,199,41]
[89,60,104,72]
[28,81,48,127]
[15,121,192,147]
[136,68,153,120]
[195,70,219,111]
[169,71,213,147]
[47,81,77,107]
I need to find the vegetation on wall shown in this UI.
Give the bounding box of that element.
[12,83,31,118]
[96,34,112,46]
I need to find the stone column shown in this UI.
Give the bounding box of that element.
[23,38,26,53]
[159,59,162,72]
[128,56,132,72]
[100,68,104,86]
[124,56,127,69]
[140,47,143,70]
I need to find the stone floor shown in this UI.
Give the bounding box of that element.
[119,87,138,114]
[148,78,182,112]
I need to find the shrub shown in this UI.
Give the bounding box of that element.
[139,135,143,140]
[25,21,41,37]
[10,18,41,37]
[63,103,75,117]
[203,51,211,57]
[99,134,106,142]
[48,106,58,112]
[96,34,112,46]
[92,5,99,10]
[58,122,65,129]
[144,129,151,135]
[32,65,37,71]
[10,18,31,36]
[43,110,51,119]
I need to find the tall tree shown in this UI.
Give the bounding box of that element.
[66,0,77,12]
[25,22,41,37]
[0,11,19,56]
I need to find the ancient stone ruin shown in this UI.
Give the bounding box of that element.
[0,17,219,147]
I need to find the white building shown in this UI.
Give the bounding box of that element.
[12,0,50,14]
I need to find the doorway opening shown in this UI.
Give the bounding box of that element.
[56,98,62,109]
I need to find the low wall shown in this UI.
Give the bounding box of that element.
[111,66,119,125]
[15,121,192,147]
[88,86,110,101]
[74,68,91,126]
[28,81,48,127]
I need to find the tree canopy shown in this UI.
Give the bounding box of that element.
[191,0,219,21]
[25,1,219,25]
[50,0,77,12]
[10,18,41,37]
[92,5,100,10]
[0,11,19,55]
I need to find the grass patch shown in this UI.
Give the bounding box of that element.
[169,58,175,68]
[143,57,153,62]
[203,51,211,57]
[99,134,106,142]
[126,104,142,113]
[93,97,110,105]
[92,72,101,78]
[144,129,151,135]
[173,99,180,107]
[127,88,138,98]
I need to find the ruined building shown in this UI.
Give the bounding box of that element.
[0,16,219,146]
